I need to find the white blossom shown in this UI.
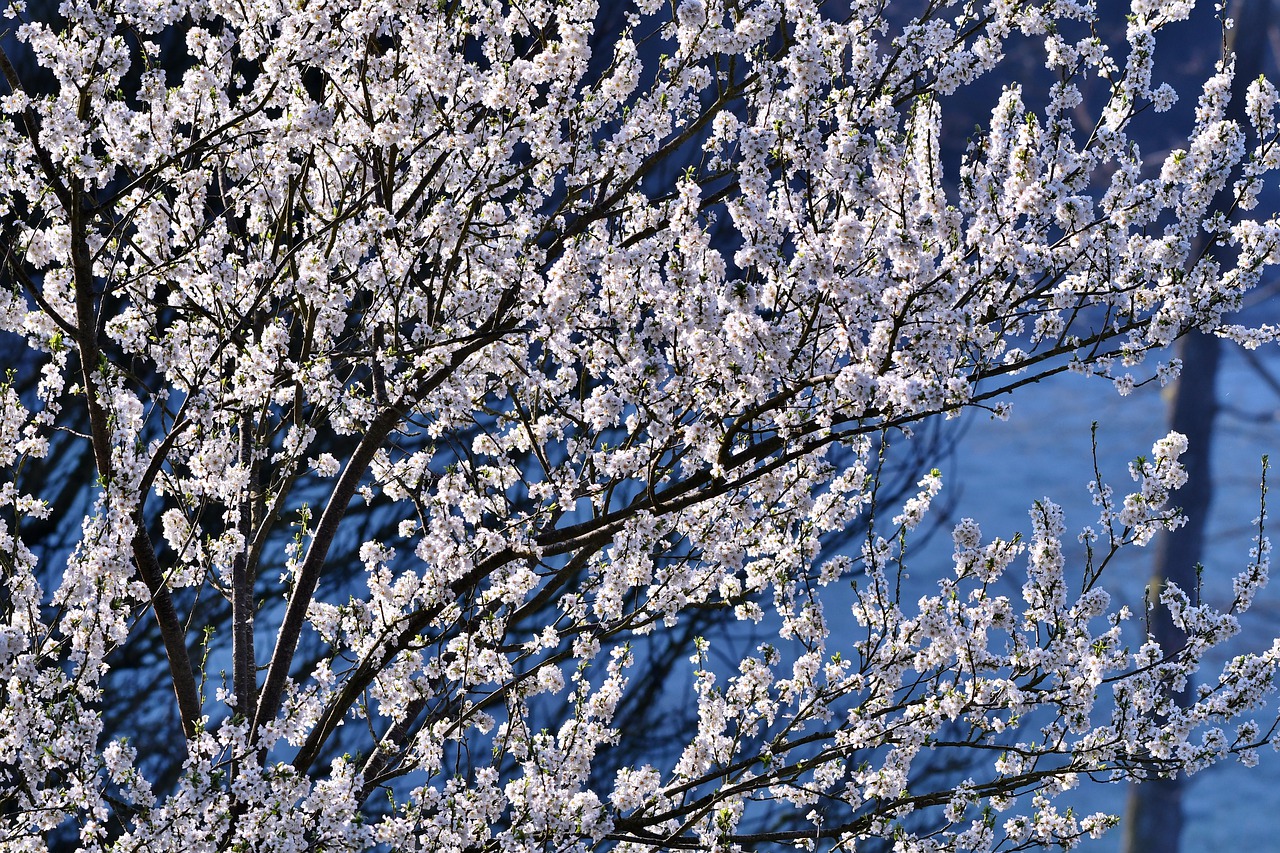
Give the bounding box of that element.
[0,1,1279,851]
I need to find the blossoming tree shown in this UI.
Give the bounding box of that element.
[3,0,1280,849]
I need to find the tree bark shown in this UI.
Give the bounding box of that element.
[1122,2,1272,849]
[1121,330,1219,853]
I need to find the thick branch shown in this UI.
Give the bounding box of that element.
[252,328,509,740]
[232,412,258,716]
[66,150,202,737]
[131,526,203,737]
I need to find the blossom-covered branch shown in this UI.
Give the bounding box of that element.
[1,0,1280,851]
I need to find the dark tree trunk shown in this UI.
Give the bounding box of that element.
[1122,2,1272,849]
[1121,330,1219,853]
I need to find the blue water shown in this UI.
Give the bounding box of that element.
[934,347,1280,850]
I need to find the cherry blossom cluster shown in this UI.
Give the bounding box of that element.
[0,0,1278,851]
